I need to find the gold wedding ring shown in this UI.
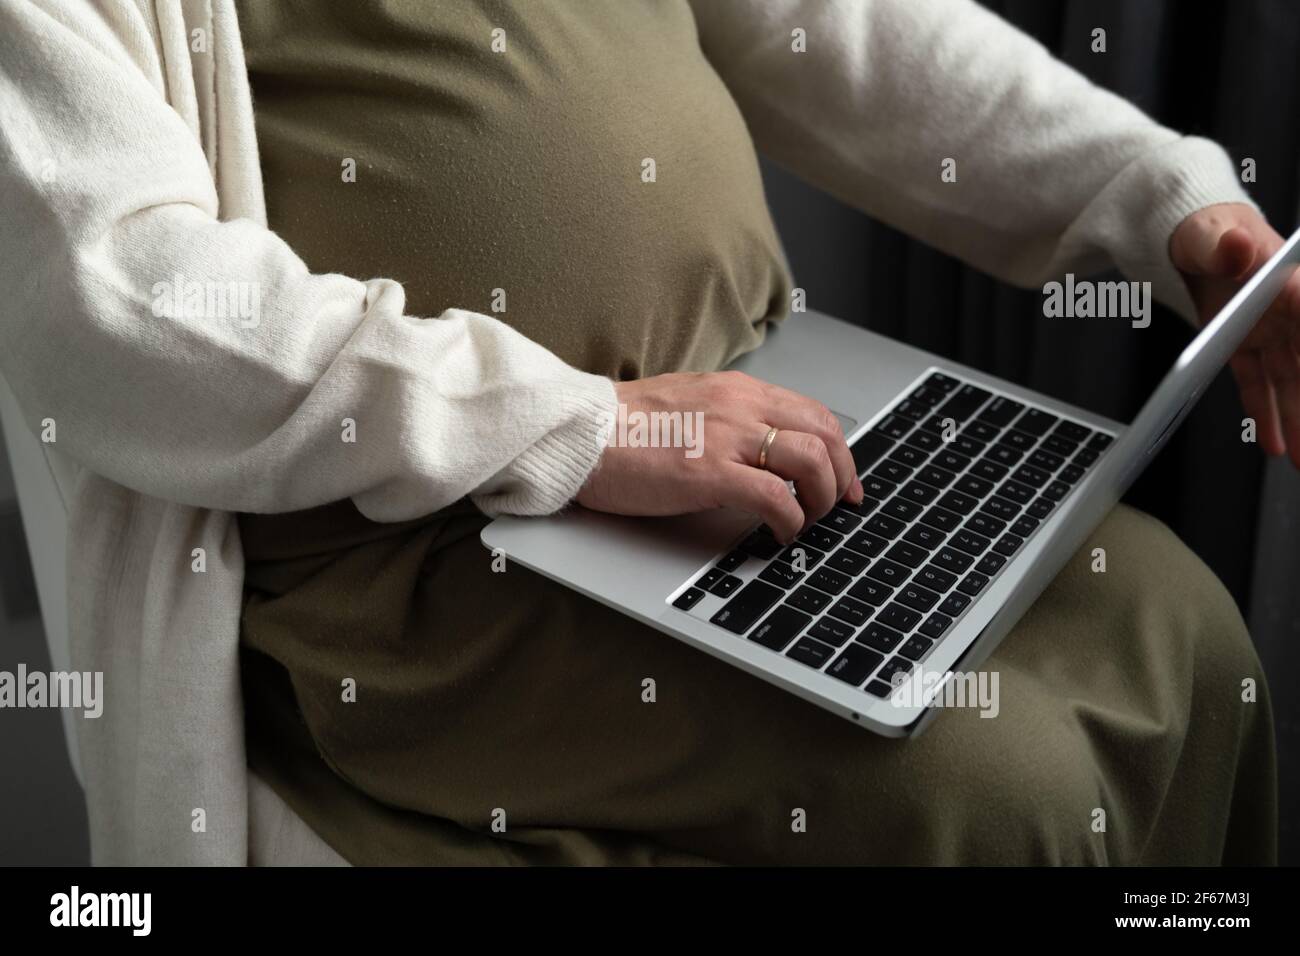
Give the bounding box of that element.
[758,427,780,470]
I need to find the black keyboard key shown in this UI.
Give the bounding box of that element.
[1074,447,1099,467]
[950,434,987,458]
[872,414,913,441]
[1058,464,1085,485]
[976,553,1005,575]
[865,679,895,698]
[850,431,894,477]
[808,566,851,596]
[848,576,893,606]
[1014,408,1058,436]
[897,582,941,614]
[1053,420,1092,443]
[827,596,873,628]
[950,529,991,556]
[1087,432,1113,451]
[759,561,804,589]
[963,420,1000,444]
[899,634,934,662]
[919,506,962,532]
[939,384,993,422]
[1010,516,1039,537]
[872,459,914,485]
[808,616,856,648]
[1027,498,1055,520]
[891,399,930,422]
[921,414,951,435]
[965,512,1006,538]
[877,602,923,632]
[739,529,782,560]
[957,572,989,597]
[826,644,885,686]
[913,464,953,490]
[915,564,957,593]
[899,480,940,506]
[971,458,1008,482]
[672,587,705,611]
[717,550,748,573]
[997,480,1035,505]
[882,496,923,522]
[749,606,811,651]
[787,636,836,669]
[954,474,994,499]
[861,475,896,500]
[919,612,953,640]
[986,444,1023,467]
[820,509,863,534]
[889,443,929,468]
[1042,480,1070,502]
[1011,464,1050,488]
[865,558,911,587]
[992,533,1023,557]
[934,546,973,574]
[905,428,943,452]
[709,573,742,597]
[857,622,905,654]
[910,384,947,407]
[903,522,946,551]
[835,495,880,518]
[925,372,960,393]
[878,657,914,688]
[800,525,843,552]
[779,543,825,569]
[939,592,970,616]
[864,514,906,539]
[998,429,1037,451]
[931,449,970,473]
[886,540,929,569]
[1028,449,1065,472]
[696,568,724,591]
[1042,433,1078,456]
[710,580,783,634]
[826,547,869,576]
[981,496,1021,520]
[787,585,832,615]
[937,490,978,515]
[979,396,1025,427]
[845,530,889,558]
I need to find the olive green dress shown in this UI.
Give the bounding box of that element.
[233,0,1277,865]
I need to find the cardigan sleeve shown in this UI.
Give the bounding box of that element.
[0,0,617,520]
[690,0,1256,322]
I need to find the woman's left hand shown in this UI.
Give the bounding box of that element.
[1171,202,1300,468]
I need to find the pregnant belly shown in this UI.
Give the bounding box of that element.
[239,0,793,380]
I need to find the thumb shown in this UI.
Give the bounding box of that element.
[1172,221,1257,280]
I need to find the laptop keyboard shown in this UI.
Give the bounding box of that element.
[667,370,1114,700]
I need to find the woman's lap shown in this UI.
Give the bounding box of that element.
[240,503,1276,864]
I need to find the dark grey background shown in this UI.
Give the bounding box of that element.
[1,0,1297,866]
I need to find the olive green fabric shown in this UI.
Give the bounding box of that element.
[239,502,1276,865]
[234,0,791,380]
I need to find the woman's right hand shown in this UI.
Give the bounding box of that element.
[575,371,865,544]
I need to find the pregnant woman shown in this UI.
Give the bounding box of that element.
[2,0,1292,864]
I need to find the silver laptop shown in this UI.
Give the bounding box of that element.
[483,229,1300,737]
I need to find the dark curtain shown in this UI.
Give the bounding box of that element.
[760,0,1300,859]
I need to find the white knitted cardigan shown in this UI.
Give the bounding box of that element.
[0,0,1252,864]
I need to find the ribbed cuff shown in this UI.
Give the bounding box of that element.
[470,371,618,517]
